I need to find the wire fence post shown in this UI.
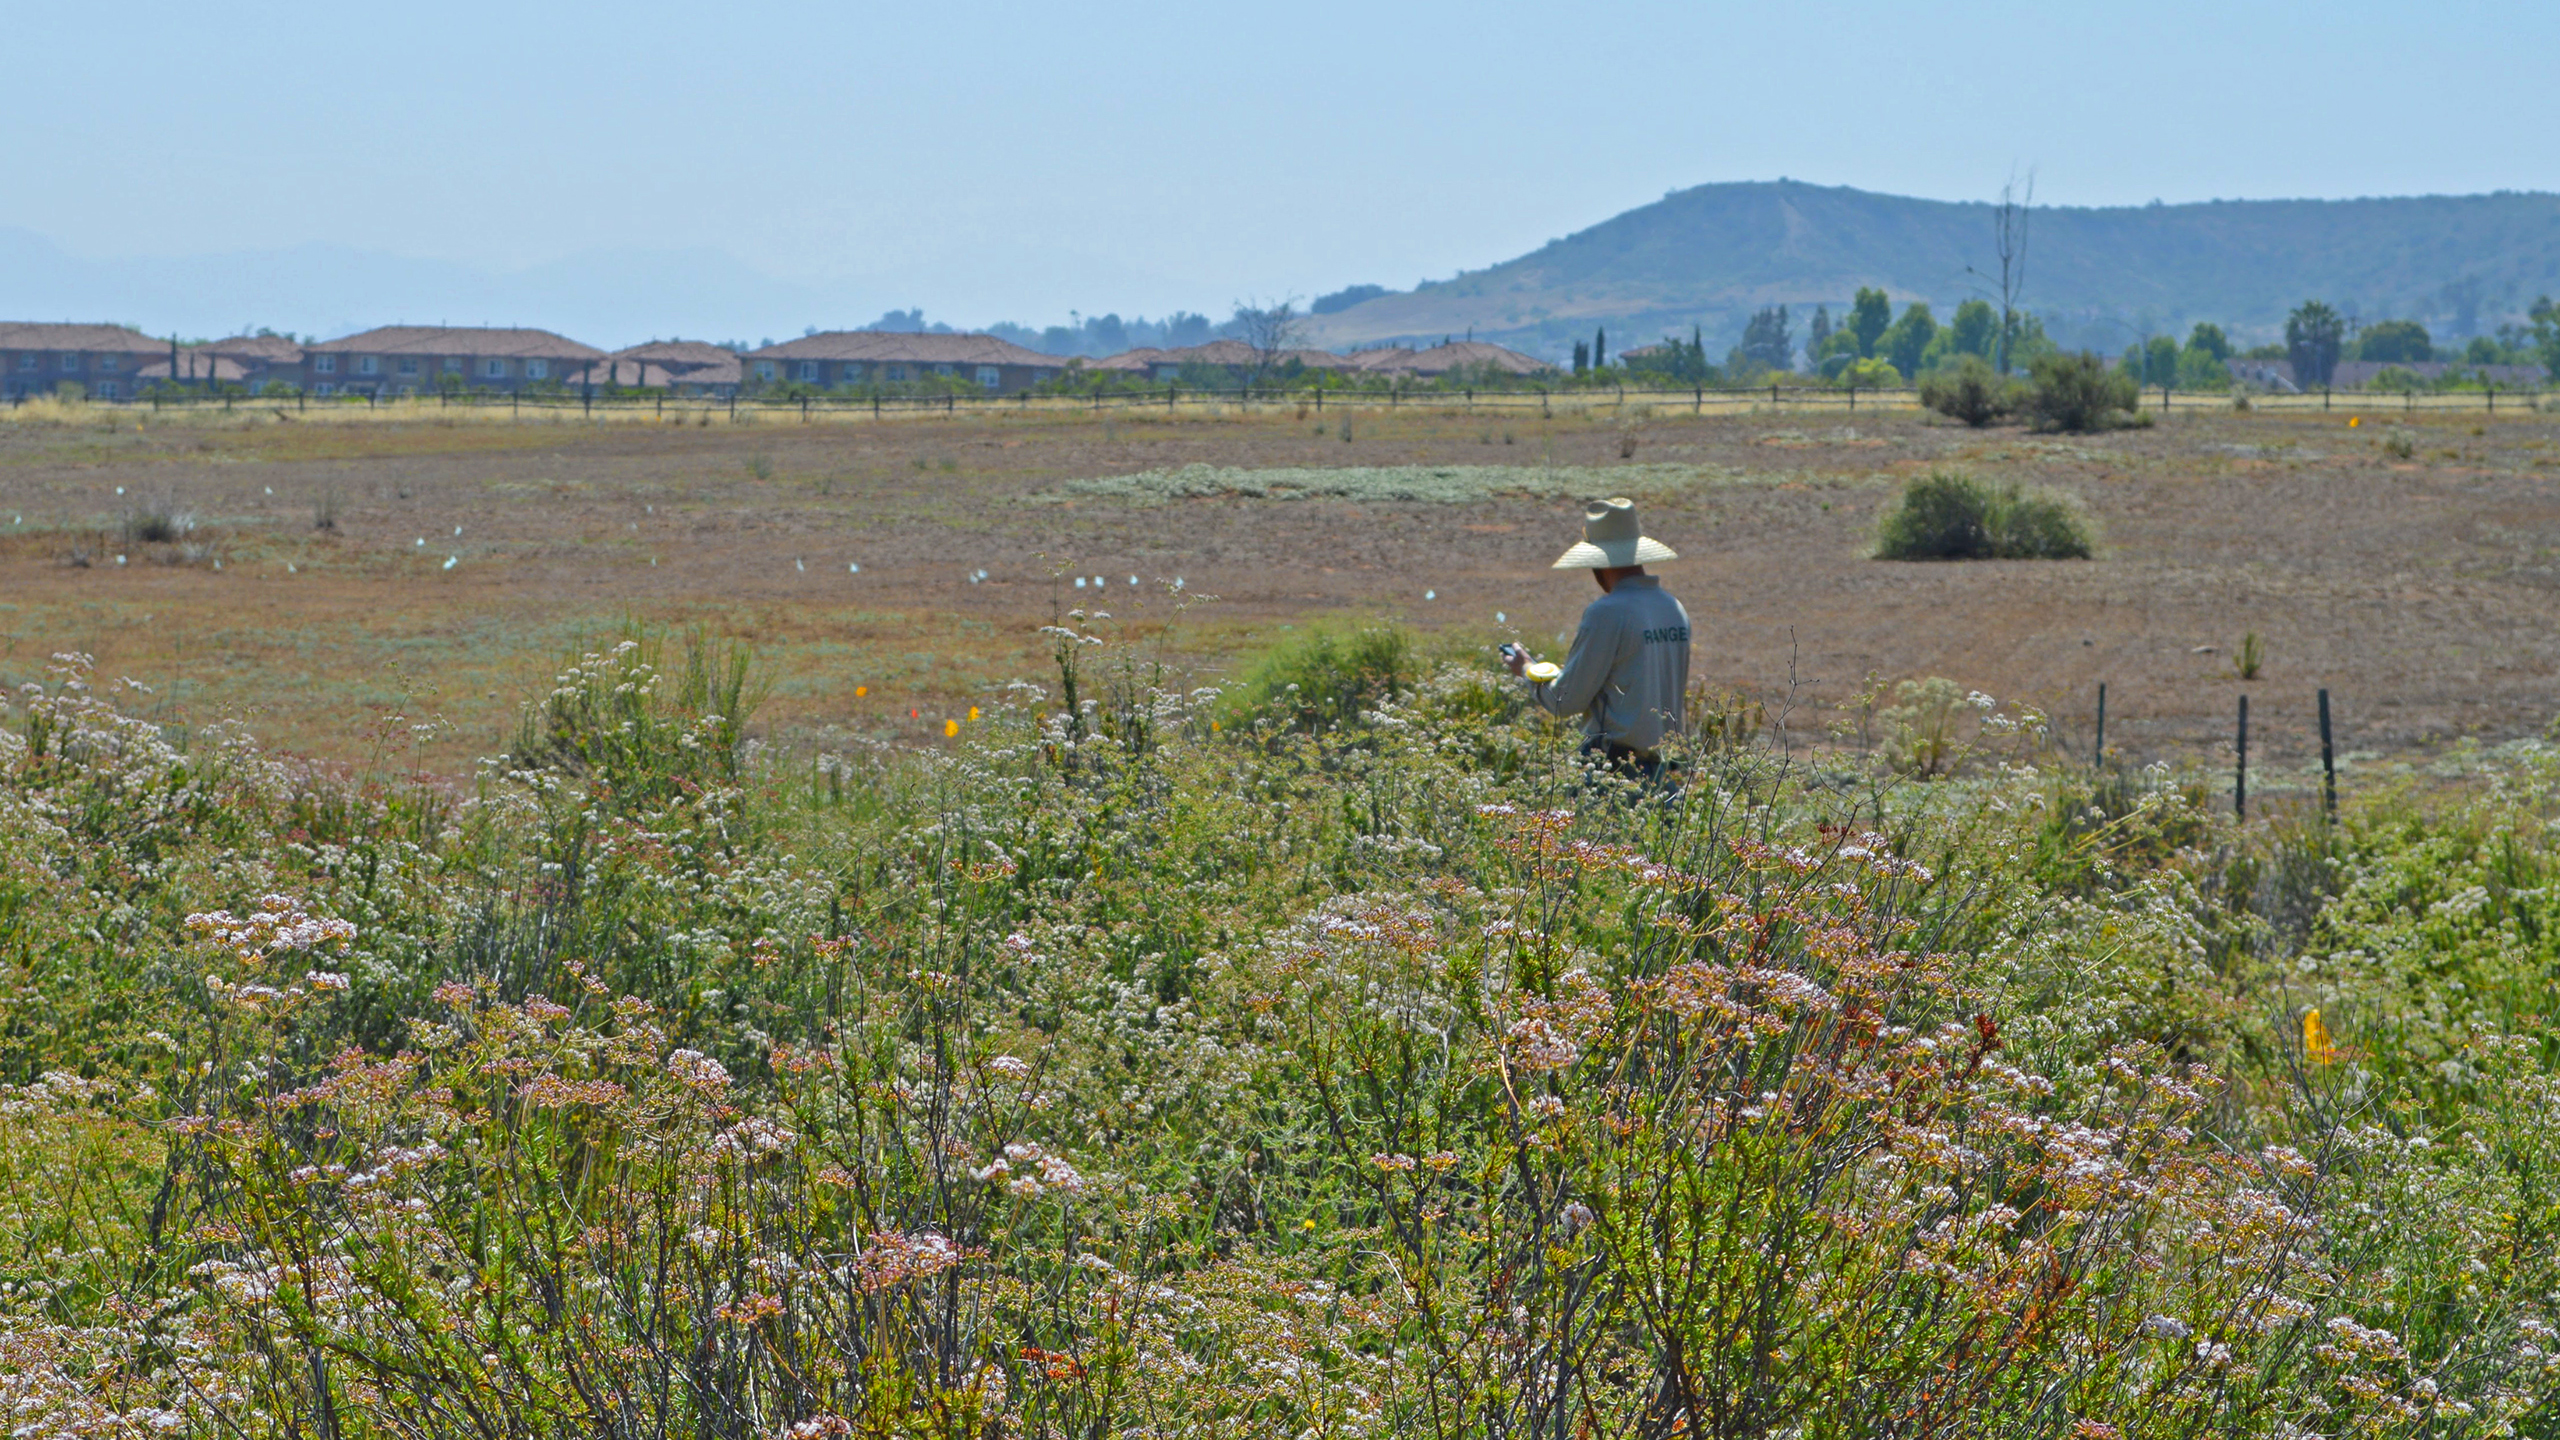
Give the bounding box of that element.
[2093,682,2107,768]
[2234,694,2249,819]
[2318,688,2338,822]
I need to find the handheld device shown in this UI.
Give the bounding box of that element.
[1498,642,1525,661]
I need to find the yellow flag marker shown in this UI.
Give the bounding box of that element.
[2303,1008,2337,1065]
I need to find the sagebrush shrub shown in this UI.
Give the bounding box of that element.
[1877,471,2092,560]
[1918,354,2019,427]
[2026,350,2143,432]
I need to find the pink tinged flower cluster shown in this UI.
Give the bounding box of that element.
[846,1230,964,1293]
[183,895,357,962]
[667,1049,733,1093]
[974,1141,1086,1197]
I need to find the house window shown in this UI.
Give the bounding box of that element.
[884,364,907,381]
[754,361,777,382]
[314,355,338,374]
[15,354,32,370]
[840,363,863,382]
[934,363,954,377]
[525,359,548,380]
[484,359,507,378]
[96,382,119,399]
[797,361,818,382]
[96,354,119,372]
[60,353,78,370]
[444,357,462,372]
[314,383,335,396]
[976,366,1001,389]
[398,357,420,376]
[354,355,377,375]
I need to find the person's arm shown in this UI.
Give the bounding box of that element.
[1531,607,1622,718]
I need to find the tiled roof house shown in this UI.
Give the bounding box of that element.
[0,322,172,400]
[304,326,604,395]
[741,333,1065,393]
[569,340,743,396]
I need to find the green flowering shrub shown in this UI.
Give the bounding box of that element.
[1,638,2558,1436]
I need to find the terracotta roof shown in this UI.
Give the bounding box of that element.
[203,334,305,362]
[1141,339,1359,370]
[611,340,739,369]
[744,332,1062,367]
[137,355,250,383]
[1087,347,1167,372]
[1403,341,1556,376]
[564,356,743,389]
[309,325,604,360]
[1343,347,1419,372]
[0,322,163,353]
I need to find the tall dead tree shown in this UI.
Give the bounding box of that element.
[1990,172,2033,374]
[1965,171,2037,375]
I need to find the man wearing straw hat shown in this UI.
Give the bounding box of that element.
[1502,497,1690,778]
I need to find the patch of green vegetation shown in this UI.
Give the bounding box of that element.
[1876,470,2092,560]
[1053,461,1753,505]
[5,628,2560,1434]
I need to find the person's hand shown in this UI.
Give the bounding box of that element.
[1501,645,1529,678]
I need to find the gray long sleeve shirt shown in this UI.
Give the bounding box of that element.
[1527,575,1691,751]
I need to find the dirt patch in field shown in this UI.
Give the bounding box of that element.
[0,402,2554,777]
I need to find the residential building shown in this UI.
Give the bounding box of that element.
[740,332,1065,394]
[303,326,604,396]
[0,322,169,400]
[566,341,742,397]
[200,333,308,390]
[1396,341,1555,378]
[136,353,250,388]
[1128,340,1359,382]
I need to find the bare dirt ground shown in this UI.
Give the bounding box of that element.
[1,400,2555,778]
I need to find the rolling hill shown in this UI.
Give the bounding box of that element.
[1300,180,2560,360]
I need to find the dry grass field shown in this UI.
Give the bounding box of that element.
[2,396,2555,777]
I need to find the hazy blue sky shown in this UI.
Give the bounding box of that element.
[13,0,2559,338]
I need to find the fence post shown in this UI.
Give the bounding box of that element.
[2093,682,2107,767]
[1315,388,1323,412]
[1770,382,1779,407]
[874,395,881,419]
[2488,386,2497,414]
[2163,383,2172,412]
[1848,383,1856,412]
[729,392,736,422]
[1541,388,1549,418]
[2318,688,2337,822]
[2234,694,2249,819]
[2323,387,2331,412]
[1169,386,1176,410]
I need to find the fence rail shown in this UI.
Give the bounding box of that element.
[11,379,2548,424]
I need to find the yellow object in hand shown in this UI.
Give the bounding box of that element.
[1525,661,1562,682]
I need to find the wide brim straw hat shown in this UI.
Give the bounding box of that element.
[1551,497,1678,569]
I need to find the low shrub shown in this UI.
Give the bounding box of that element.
[2025,350,2144,432]
[1876,471,2092,560]
[1918,355,2019,427]
[1226,621,1418,729]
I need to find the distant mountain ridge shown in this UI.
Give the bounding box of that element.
[1299,181,2560,359]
